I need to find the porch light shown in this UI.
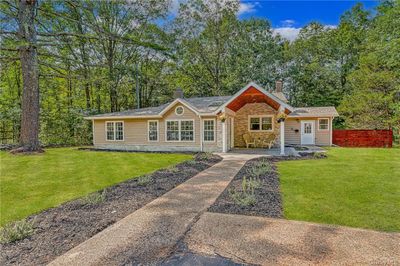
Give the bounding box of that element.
[219,113,227,123]
[277,112,287,123]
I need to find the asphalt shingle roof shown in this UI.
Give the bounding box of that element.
[289,106,339,117]
[87,96,338,118]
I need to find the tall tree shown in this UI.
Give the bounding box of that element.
[16,0,41,152]
[339,0,400,130]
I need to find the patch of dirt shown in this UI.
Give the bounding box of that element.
[208,157,283,218]
[0,153,222,266]
[209,156,314,218]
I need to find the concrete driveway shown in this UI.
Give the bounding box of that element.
[185,212,400,265]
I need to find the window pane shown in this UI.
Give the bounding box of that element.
[181,120,194,141]
[261,117,272,131]
[319,119,328,130]
[148,121,158,141]
[203,120,214,141]
[167,121,179,141]
[115,122,124,140]
[250,117,260,130]
[106,122,114,140]
[304,123,312,134]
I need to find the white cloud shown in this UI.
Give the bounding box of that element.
[238,2,260,16]
[274,24,338,42]
[324,24,337,29]
[281,19,295,27]
[273,27,301,42]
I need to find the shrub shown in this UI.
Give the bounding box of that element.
[0,219,35,244]
[81,189,107,205]
[166,166,180,173]
[248,161,271,178]
[137,175,152,186]
[186,160,198,166]
[229,176,258,206]
[313,152,327,159]
[196,152,213,161]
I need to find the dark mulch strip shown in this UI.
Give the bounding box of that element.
[0,153,222,266]
[208,155,323,218]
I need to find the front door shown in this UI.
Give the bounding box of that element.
[301,121,315,145]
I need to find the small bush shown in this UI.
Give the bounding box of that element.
[186,160,198,166]
[313,152,327,159]
[196,152,213,161]
[166,166,180,173]
[81,189,107,205]
[229,176,258,206]
[137,175,152,186]
[0,219,34,244]
[248,161,271,178]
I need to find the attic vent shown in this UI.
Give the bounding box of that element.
[208,101,224,107]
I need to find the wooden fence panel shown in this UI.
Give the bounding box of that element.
[333,130,393,147]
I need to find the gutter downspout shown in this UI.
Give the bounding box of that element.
[199,115,203,152]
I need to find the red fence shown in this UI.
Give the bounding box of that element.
[333,130,393,147]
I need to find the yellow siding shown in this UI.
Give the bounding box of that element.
[94,103,202,147]
[285,117,332,146]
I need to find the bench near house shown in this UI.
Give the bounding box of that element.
[85,82,339,155]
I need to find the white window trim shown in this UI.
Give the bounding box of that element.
[318,118,329,131]
[203,118,216,143]
[175,106,184,116]
[147,120,159,142]
[165,119,195,142]
[248,115,274,132]
[105,121,124,141]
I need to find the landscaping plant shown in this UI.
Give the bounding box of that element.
[248,159,271,179]
[81,189,107,205]
[196,152,213,161]
[229,176,257,207]
[137,175,152,186]
[0,219,34,244]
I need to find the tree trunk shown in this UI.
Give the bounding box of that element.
[15,0,42,152]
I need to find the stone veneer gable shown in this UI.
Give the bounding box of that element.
[233,103,280,147]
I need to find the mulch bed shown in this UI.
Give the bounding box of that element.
[0,153,222,266]
[208,155,323,218]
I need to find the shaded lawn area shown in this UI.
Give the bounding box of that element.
[277,148,400,232]
[0,148,192,225]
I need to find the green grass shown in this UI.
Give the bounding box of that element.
[278,148,400,232]
[0,148,192,226]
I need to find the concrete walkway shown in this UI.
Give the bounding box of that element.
[49,154,258,266]
[185,212,400,265]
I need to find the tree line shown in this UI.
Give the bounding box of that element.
[1,0,399,151]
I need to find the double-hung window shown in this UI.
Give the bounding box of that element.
[166,121,180,141]
[148,121,158,141]
[203,119,215,142]
[249,116,273,131]
[106,121,124,141]
[319,118,329,131]
[166,120,194,141]
[180,120,194,141]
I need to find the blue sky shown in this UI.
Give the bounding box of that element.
[238,0,379,40]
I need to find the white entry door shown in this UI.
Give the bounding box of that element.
[301,121,315,145]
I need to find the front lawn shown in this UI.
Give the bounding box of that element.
[278,148,400,232]
[0,148,192,225]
